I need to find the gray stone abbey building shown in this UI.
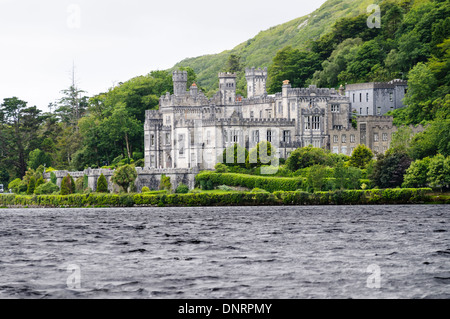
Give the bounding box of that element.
[144,68,424,170]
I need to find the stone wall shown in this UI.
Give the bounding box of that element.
[44,167,200,192]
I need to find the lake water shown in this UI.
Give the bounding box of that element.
[0,205,449,299]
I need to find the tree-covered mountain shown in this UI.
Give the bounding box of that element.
[171,0,386,91]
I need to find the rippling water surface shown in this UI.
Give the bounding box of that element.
[0,205,449,299]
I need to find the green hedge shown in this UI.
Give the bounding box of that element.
[195,172,305,193]
[195,172,373,192]
[0,188,433,208]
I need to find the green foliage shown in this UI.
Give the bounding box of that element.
[427,154,450,192]
[196,171,303,193]
[267,46,321,93]
[286,146,332,171]
[222,144,249,167]
[410,119,450,159]
[218,185,232,192]
[34,182,60,195]
[247,141,277,169]
[60,174,76,196]
[159,174,172,192]
[175,183,190,194]
[0,188,434,208]
[403,157,431,188]
[50,172,57,185]
[349,144,374,169]
[141,186,150,193]
[27,149,52,171]
[8,178,22,194]
[111,165,137,193]
[27,176,36,195]
[307,165,328,192]
[214,163,229,173]
[370,151,412,189]
[96,174,109,193]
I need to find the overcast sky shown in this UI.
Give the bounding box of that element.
[0,0,327,112]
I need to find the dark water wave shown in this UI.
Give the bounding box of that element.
[0,205,449,299]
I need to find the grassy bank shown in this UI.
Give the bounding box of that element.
[0,188,440,208]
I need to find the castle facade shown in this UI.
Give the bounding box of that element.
[144,69,424,170]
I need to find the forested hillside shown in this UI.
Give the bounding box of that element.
[0,0,448,189]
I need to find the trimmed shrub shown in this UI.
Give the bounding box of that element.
[141,186,151,193]
[111,165,137,193]
[96,174,109,193]
[175,183,190,194]
[34,182,60,195]
[60,174,76,196]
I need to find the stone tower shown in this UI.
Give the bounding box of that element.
[246,67,267,98]
[173,70,188,96]
[218,72,237,105]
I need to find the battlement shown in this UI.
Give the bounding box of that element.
[173,70,188,82]
[286,86,342,98]
[146,110,163,120]
[245,67,268,77]
[346,80,407,91]
[357,115,394,121]
[218,72,237,78]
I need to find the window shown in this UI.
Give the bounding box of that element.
[377,107,381,115]
[165,133,171,145]
[250,111,254,119]
[150,135,155,147]
[389,92,394,102]
[292,102,295,111]
[341,146,347,155]
[342,135,347,143]
[350,147,355,154]
[267,110,272,119]
[383,146,388,153]
[224,130,228,143]
[283,131,291,143]
[313,140,321,148]
[374,147,379,153]
[333,135,339,143]
[333,146,339,154]
[178,135,185,155]
[350,135,356,143]
[233,130,239,143]
[353,94,355,103]
[333,125,343,130]
[367,107,369,115]
[331,105,340,113]
[304,116,311,130]
[382,133,388,141]
[207,131,211,145]
[278,103,283,114]
[260,111,263,118]
[360,108,362,115]
[374,133,379,142]
[360,93,362,102]
[267,130,272,143]
[150,155,156,167]
[312,116,320,130]
[366,93,369,102]
[252,130,260,143]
